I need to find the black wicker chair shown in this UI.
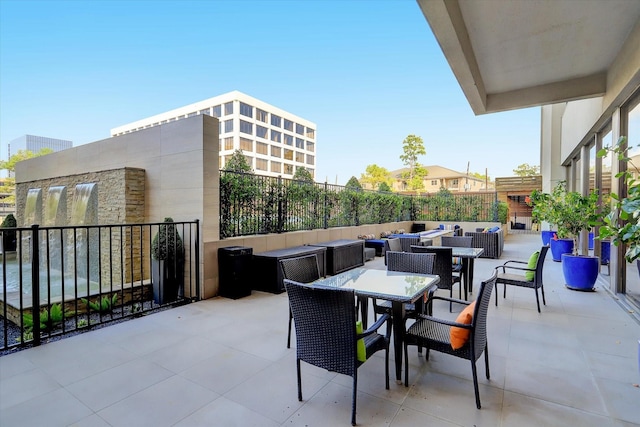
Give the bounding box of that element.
[280,255,321,348]
[284,279,391,426]
[494,245,549,313]
[373,251,436,319]
[416,246,463,312]
[440,235,474,279]
[383,238,402,265]
[403,271,497,409]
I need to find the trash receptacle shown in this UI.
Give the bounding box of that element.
[218,246,253,299]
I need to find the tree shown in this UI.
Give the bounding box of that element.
[293,167,314,183]
[359,164,393,190]
[513,163,540,176]
[223,149,253,173]
[378,182,391,192]
[399,135,427,191]
[0,148,54,205]
[345,176,362,190]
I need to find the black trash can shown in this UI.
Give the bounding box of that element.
[218,246,253,299]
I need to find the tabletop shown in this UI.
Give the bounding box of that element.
[313,267,440,302]
[426,246,484,258]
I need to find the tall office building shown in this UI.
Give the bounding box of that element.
[111,91,317,179]
[6,135,73,177]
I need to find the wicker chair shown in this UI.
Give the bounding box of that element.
[494,245,549,313]
[418,246,463,312]
[280,255,321,348]
[373,251,436,319]
[284,279,391,426]
[403,271,498,409]
[384,238,402,265]
[465,229,504,259]
[441,235,474,281]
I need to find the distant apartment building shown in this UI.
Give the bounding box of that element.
[111,91,317,179]
[7,134,73,177]
[390,165,494,193]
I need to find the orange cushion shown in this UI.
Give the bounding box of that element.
[450,301,476,350]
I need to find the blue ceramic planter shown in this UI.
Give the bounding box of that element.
[562,254,599,291]
[550,238,573,262]
[541,230,557,246]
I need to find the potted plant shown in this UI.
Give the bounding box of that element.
[598,136,640,270]
[1,213,17,253]
[151,217,184,304]
[548,182,601,290]
[527,190,556,245]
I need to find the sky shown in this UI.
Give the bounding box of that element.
[0,0,541,185]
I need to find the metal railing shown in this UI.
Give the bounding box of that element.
[1,220,200,353]
[220,171,500,238]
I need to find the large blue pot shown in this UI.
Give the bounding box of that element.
[541,230,557,246]
[550,238,573,262]
[562,254,599,291]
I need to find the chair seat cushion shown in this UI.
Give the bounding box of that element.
[497,272,536,288]
[450,302,475,349]
[356,321,366,362]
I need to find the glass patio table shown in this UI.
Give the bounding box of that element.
[425,246,484,300]
[313,268,440,384]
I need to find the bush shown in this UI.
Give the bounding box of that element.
[152,217,183,261]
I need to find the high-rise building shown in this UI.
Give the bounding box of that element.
[111,91,317,179]
[6,135,73,177]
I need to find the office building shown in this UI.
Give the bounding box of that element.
[6,135,73,177]
[111,91,317,179]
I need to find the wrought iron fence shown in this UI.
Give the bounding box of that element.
[220,171,500,238]
[1,220,200,353]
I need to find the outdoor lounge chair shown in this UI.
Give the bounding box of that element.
[284,279,391,426]
[403,271,497,409]
[280,254,321,348]
[494,245,549,313]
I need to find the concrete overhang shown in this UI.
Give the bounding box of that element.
[417,0,640,115]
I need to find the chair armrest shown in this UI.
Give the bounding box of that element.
[425,295,471,312]
[414,313,473,330]
[502,260,527,266]
[359,313,390,339]
[495,265,534,274]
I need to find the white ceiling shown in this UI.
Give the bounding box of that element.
[417,0,640,114]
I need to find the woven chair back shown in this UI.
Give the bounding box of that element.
[386,251,435,275]
[441,236,473,248]
[280,254,321,283]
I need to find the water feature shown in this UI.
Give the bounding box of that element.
[24,188,43,226]
[45,186,67,270]
[70,183,99,283]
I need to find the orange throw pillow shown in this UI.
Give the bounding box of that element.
[450,301,476,350]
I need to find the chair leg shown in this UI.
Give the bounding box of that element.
[385,347,390,390]
[484,342,490,380]
[404,342,409,387]
[494,282,499,307]
[351,373,358,426]
[296,359,303,401]
[449,288,453,312]
[470,360,481,409]
[287,308,293,348]
[541,285,546,305]
[534,288,541,313]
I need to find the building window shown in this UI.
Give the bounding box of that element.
[256,158,268,171]
[306,154,314,165]
[271,114,281,127]
[224,119,233,133]
[200,108,210,116]
[271,161,282,173]
[212,105,221,117]
[295,138,304,149]
[296,123,304,135]
[256,125,268,139]
[256,108,268,123]
[256,142,268,155]
[431,180,437,186]
[188,112,197,117]
[308,169,315,179]
[240,120,253,135]
[306,141,314,152]
[306,128,315,139]
[224,137,234,150]
[452,179,459,186]
[240,137,253,151]
[244,155,253,167]
[224,102,233,115]
[284,149,293,161]
[284,119,293,131]
[284,134,293,146]
[271,146,281,158]
[296,152,304,163]
[240,102,253,118]
[284,164,294,175]
[271,130,281,143]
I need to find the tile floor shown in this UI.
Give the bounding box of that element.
[1,234,639,426]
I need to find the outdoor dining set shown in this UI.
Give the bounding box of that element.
[277,235,500,426]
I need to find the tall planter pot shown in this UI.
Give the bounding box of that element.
[562,254,599,291]
[541,230,557,246]
[550,238,573,262]
[152,258,184,304]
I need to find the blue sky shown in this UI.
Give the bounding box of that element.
[0,0,540,184]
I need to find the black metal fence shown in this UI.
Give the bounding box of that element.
[220,171,500,238]
[1,220,200,353]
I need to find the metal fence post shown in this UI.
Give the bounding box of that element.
[324,181,328,229]
[31,224,40,346]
